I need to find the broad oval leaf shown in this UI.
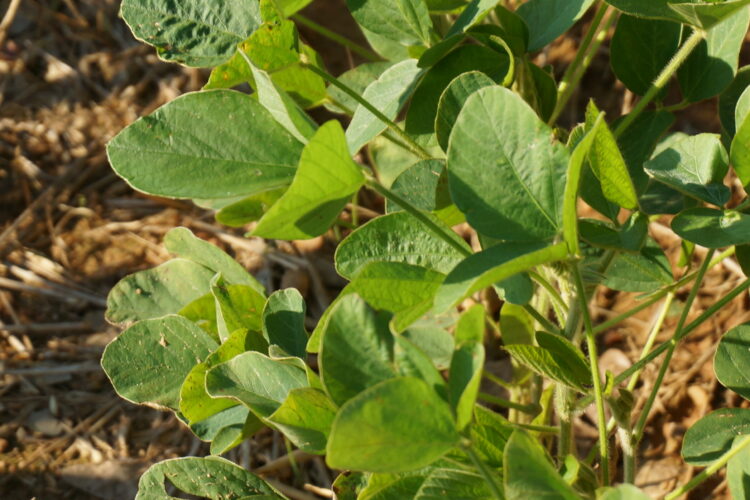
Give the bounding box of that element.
[211,277,267,344]
[319,295,396,406]
[682,408,750,466]
[504,430,580,500]
[335,211,469,279]
[120,0,262,67]
[678,9,750,103]
[326,376,460,473]
[610,15,681,96]
[106,259,215,326]
[102,315,218,410]
[252,120,365,240]
[435,71,496,152]
[405,45,509,145]
[434,242,569,312]
[447,86,569,242]
[715,323,750,401]
[206,351,308,417]
[165,227,265,294]
[346,59,424,154]
[346,0,433,47]
[644,133,730,206]
[672,207,750,248]
[108,90,304,200]
[386,159,449,213]
[262,288,308,359]
[516,0,595,52]
[266,387,337,454]
[135,456,283,500]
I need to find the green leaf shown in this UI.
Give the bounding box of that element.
[119,0,262,68]
[737,245,750,276]
[585,102,639,210]
[682,408,750,466]
[516,0,595,52]
[728,437,750,500]
[403,319,456,370]
[435,72,496,152]
[603,238,673,292]
[331,471,368,500]
[253,120,365,240]
[604,0,750,29]
[471,405,514,468]
[240,18,299,72]
[359,473,429,500]
[504,430,580,500]
[719,66,750,138]
[266,387,337,454]
[190,406,259,453]
[386,159,452,215]
[471,5,530,56]
[135,456,283,499]
[579,214,649,252]
[405,45,509,145]
[500,303,535,346]
[448,341,484,430]
[735,86,750,127]
[102,315,218,410]
[211,277,267,344]
[732,109,750,188]
[214,188,285,227]
[610,15,681,96]
[505,332,591,391]
[434,242,569,312]
[335,211,469,279]
[262,289,308,359]
[346,0,433,46]
[415,468,495,499]
[349,262,445,332]
[455,304,486,344]
[446,0,501,36]
[247,62,318,144]
[106,259,215,326]
[394,335,447,394]
[164,227,265,294]
[618,111,676,195]
[447,86,569,242]
[206,351,308,417]
[672,207,750,248]
[563,113,603,255]
[320,295,396,406]
[108,90,304,199]
[597,484,653,500]
[644,133,730,206]
[327,377,460,473]
[678,9,750,103]
[525,63,558,123]
[715,323,750,401]
[346,59,424,154]
[325,62,393,114]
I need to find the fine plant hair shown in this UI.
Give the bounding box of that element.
[102,0,750,498]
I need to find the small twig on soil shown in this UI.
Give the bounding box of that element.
[303,483,334,498]
[254,449,312,475]
[2,362,100,376]
[0,276,106,307]
[0,0,22,48]
[265,479,321,500]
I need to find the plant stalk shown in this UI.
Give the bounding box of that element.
[478,392,540,415]
[571,262,610,485]
[303,64,433,160]
[292,14,383,61]
[522,303,562,334]
[549,3,614,125]
[664,434,750,500]
[613,29,705,137]
[632,250,715,443]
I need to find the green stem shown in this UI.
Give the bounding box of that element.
[571,262,610,485]
[529,270,567,315]
[557,386,573,461]
[483,370,514,390]
[664,434,750,500]
[626,292,675,393]
[303,63,433,160]
[522,303,562,334]
[292,14,382,62]
[478,392,540,415]
[550,3,614,125]
[463,441,504,500]
[365,178,471,257]
[613,29,705,137]
[633,249,715,443]
[514,422,559,434]
[659,99,690,113]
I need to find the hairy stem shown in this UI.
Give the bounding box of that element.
[549,3,615,125]
[665,434,750,500]
[522,303,562,334]
[292,14,383,61]
[633,250,715,442]
[303,64,433,160]
[614,29,705,137]
[571,262,610,485]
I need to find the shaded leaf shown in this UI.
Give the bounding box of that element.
[715,323,750,401]
[516,0,595,52]
[262,289,308,359]
[435,71,496,152]
[266,387,337,454]
[682,408,750,466]
[603,238,673,292]
[672,207,750,248]
[448,341,485,430]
